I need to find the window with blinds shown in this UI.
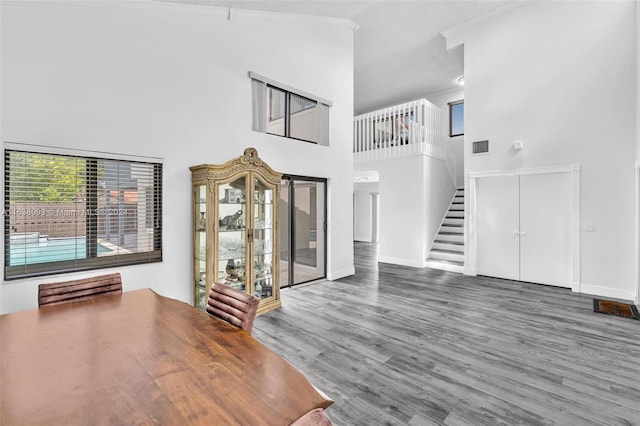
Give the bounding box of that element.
[4,149,162,279]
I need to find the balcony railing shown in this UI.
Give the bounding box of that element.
[353,98,449,162]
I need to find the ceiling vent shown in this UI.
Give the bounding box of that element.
[472,140,489,155]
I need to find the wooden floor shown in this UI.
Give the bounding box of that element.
[253,242,640,425]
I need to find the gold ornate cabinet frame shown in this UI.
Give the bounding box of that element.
[190,148,282,315]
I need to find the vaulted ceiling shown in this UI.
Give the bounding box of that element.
[156,0,513,114]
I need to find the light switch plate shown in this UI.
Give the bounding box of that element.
[580,223,596,232]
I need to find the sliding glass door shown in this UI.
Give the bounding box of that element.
[279,176,326,288]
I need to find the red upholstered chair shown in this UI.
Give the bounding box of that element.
[206,282,260,334]
[290,408,333,426]
[38,273,123,307]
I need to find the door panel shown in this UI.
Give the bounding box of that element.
[519,173,572,287]
[476,175,520,280]
[293,181,325,285]
[279,182,290,288]
[279,177,326,288]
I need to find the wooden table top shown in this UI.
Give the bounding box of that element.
[0,288,332,425]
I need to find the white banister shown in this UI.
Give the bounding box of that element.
[353,98,449,164]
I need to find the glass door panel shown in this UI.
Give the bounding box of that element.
[252,177,274,300]
[293,180,325,285]
[279,182,290,288]
[218,177,246,291]
[279,177,326,288]
[195,184,207,310]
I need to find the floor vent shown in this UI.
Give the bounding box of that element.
[472,140,489,155]
[593,299,639,320]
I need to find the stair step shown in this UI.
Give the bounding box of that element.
[425,259,464,272]
[427,258,464,266]
[443,218,464,226]
[440,233,464,239]
[449,204,464,211]
[441,226,463,234]
[436,233,464,242]
[447,211,464,218]
[432,242,464,253]
[434,239,464,246]
[428,249,464,262]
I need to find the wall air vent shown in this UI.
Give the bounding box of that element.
[472,140,489,155]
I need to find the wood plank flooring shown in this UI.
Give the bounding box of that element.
[253,242,640,426]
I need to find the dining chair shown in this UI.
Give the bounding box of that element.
[290,408,333,426]
[206,282,260,334]
[38,272,122,307]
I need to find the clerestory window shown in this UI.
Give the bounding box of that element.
[250,72,332,146]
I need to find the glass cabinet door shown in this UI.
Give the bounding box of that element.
[218,177,247,292]
[195,184,208,310]
[252,177,274,300]
[191,148,282,314]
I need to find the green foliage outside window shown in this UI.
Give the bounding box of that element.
[8,152,86,203]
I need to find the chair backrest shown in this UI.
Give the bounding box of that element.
[206,282,260,334]
[38,273,123,307]
[290,408,333,426]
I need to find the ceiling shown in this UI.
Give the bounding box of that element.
[156,0,514,115]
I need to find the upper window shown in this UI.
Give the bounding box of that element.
[449,100,464,137]
[251,72,331,146]
[4,146,162,279]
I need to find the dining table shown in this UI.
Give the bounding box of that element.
[0,288,332,425]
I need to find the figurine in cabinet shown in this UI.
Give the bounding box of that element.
[219,209,243,230]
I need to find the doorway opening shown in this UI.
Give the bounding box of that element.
[371,192,379,243]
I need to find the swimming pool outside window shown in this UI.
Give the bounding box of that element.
[4,146,163,279]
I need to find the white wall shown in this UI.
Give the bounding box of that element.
[636,0,640,306]
[0,1,355,313]
[448,1,636,300]
[353,181,379,242]
[368,154,454,267]
[428,88,465,188]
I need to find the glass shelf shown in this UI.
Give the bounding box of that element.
[191,148,281,314]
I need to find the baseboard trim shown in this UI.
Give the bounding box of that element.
[463,266,477,276]
[327,267,355,281]
[579,283,635,302]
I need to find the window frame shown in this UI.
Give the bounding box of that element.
[250,71,332,146]
[448,99,464,137]
[4,146,163,280]
[266,86,319,144]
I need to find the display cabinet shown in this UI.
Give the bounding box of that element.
[190,148,282,315]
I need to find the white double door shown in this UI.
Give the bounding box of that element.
[475,172,573,288]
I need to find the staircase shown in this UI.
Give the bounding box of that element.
[425,188,464,273]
